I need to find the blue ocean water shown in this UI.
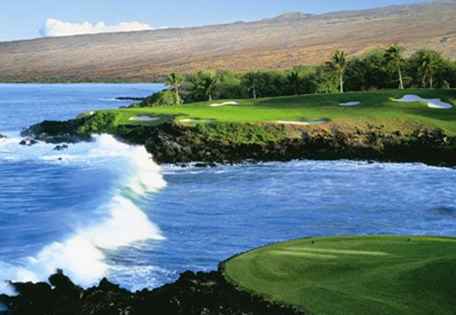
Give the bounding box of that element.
[1,84,456,294]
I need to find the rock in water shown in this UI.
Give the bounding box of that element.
[19,138,38,146]
[115,97,146,101]
[53,144,69,151]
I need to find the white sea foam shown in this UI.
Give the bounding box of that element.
[0,134,166,293]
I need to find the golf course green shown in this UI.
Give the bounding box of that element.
[223,236,456,315]
[108,89,456,134]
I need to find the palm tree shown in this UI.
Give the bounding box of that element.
[384,45,405,89]
[287,70,301,95]
[187,71,220,101]
[201,71,219,101]
[418,50,441,89]
[327,50,348,93]
[242,71,260,99]
[165,73,184,104]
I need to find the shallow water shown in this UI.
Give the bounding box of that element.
[1,84,455,293]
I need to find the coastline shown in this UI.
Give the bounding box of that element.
[0,268,304,315]
[4,98,456,314]
[22,113,456,168]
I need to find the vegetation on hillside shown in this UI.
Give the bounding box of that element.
[139,47,456,107]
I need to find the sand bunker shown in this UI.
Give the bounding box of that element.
[393,95,453,109]
[427,99,453,109]
[209,101,240,107]
[129,116,160,122]
[340,101,361,107]
[275,119,328,126]
[393,95,423,103]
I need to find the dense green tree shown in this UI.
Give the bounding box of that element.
[140,90,179,107]
[287,71,301,95]
[242,71,261,99]
[409,50,444,88]
[187,71,220,101]
[327,50,348,93]
[174,48,455,102]
[384,45,405,89]
[203,71,220,101]
[311,65,339,94]
[165,73,184,104]
[441,60,456,88]
[216,71,245,99]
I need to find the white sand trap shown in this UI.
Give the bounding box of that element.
[209,101,240,107]
[393,95,424,103]
[275,120,328,126]
[340,101,361,107]
[427,99,453,109]
[393,95,453,109]
[129,116,160,122]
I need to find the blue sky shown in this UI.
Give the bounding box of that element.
[1,0,422,41]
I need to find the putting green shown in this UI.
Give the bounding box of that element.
[223,236,456,315]
[107,89,456,135]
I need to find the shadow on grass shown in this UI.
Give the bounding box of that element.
[402,107,456,123]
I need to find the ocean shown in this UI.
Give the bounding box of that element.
[1,84,455,294]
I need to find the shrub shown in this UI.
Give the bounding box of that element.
[141,90,180,107]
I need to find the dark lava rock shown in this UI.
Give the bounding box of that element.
[115,97,146,101]
[53,144,69,151]
[21,120,90,144]
[19,138,38,146]
[0,270,304,315]
[141,123,456,167]
[194,162,218,168]
[21,115,456,167]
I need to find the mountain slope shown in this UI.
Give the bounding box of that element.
[1,2,456,82]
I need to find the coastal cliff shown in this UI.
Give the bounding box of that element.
[22,112,456,167]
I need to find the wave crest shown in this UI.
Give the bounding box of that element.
[0,134,166,292]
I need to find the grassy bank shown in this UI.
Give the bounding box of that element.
[223,236,456,315]
[105,89,456,134]
[23,89,456,165]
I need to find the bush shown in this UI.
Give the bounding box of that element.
[141,90,180,107]
[77,112,118,134]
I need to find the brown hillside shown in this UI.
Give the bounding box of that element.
[0,1,456,82]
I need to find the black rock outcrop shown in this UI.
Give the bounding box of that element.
[0,270,304,315]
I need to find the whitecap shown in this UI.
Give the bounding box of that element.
[0,134,167,292]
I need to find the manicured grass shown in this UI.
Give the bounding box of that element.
[106,89,456,134]
[223,236,456,315]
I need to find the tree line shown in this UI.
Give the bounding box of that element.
[145,46,456,106]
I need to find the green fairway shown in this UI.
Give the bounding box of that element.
[107,89,456,134]
[223,236,456,315]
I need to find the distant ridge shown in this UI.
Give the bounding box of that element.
[0,1,455,82]
[266,12,314,21]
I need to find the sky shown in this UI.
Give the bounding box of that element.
[1,0,423,42]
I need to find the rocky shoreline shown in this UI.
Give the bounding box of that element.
[21,113,456,167]
[5,115,456,314]
[0,269,304,315]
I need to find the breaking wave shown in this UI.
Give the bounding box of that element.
[0,134,166,293]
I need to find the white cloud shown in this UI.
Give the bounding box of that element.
[40,18,153,37]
